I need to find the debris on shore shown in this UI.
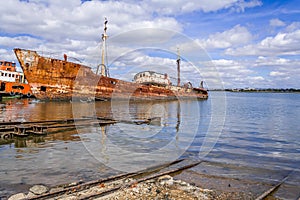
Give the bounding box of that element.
[97,175,214,200]
[8,173,284,200]
[8,175,215,200]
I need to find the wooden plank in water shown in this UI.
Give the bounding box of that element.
[0,127,14,132]
[0,118,93,126]
[255,173,291,200]
[0,117,159,127]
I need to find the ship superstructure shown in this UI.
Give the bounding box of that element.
[0,60,32,97]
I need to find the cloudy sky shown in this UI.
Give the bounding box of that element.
[0,0,299,89]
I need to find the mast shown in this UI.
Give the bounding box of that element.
[100,18,108,76]
[176,48,181,86]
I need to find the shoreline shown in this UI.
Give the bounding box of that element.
[210,89,300,93]
[7,175,262,200]
[6,159,286,200]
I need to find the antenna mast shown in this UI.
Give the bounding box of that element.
[176,48,181,86]
[100,18,108,76]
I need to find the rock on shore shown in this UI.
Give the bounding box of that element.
[8,185,49,200]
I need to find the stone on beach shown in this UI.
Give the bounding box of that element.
[29,184,49,195]
[8,193,26,200]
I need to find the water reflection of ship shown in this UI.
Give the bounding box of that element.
[92,101,183,166]
[135,101,181,132]
[100,125,109,163]
[176,101,180,134]
[0,98,31,122]
[14,136,45,148]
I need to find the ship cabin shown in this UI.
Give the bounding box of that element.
[0,60,17,72]
[134,71,171,87]
[0,61,31,97]
[0,61,25,83]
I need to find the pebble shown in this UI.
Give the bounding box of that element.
[200,188,214,193]
[195,192,210,200]
[158,175,174,186]
[49,187,64,193]
[158,175,173,182]
[29,184,49,195]
[145,179,156,183]
[68,182,78,186]
[132,187,139,193]
[143,187,149,193]
[179,185,196,193]
[8,193,26,200]
[26,192,36,198]
[160,179,174,186]
[124,178,133,183]
[174,179,188,186]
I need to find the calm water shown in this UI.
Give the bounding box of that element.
[0,92,300,198]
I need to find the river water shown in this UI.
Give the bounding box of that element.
[0,92,300,198]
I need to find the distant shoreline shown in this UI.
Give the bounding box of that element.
[209,89,300,93]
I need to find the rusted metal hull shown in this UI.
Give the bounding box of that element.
[14,48,208,101]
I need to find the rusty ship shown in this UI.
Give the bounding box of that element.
[0,60,33,98]
[14,19,208,101]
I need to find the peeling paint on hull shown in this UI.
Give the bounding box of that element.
[14,48,208,101]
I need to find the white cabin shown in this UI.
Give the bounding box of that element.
[134,71,171,86]
[0,70,25,83]
[0,61,26,83]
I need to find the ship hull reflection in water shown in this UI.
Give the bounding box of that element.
[14,137,45,148]
[73,99,199,172]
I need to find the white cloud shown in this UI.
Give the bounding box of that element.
[202,57,300,89]
[254,56,299,67]
[0,1,180,39]
[0,0,262,42]
[233,0,263,12]
[270,71,286,77]
[254,57,300,87]
[286,22,300,32]
[0,0,183,69]
[250,76,264,81]
[0,48,16,63]
[269,18,285,27]
[143,0,262,14]
[226,29,300,56]
[198,25,252,49]
[0,36,43,48]
[201,59,266,88]
[0,0,261,61]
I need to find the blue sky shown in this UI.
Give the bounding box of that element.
[0,0,299,89]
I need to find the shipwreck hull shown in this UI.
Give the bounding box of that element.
[14,48,208,101]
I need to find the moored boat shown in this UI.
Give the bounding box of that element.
[0,60,33,98]
[14,19,208,101]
